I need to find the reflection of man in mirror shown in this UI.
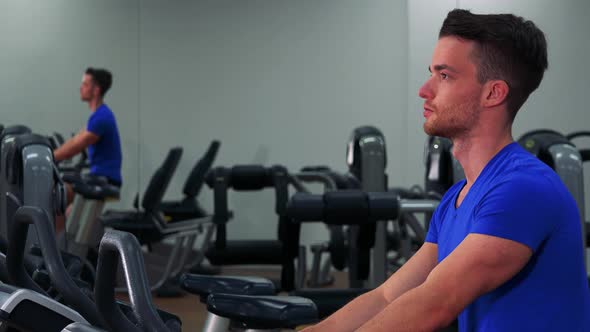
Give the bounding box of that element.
[53,68,122,228]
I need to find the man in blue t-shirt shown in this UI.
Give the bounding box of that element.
[303,9,590,332]
[54,68,122,229]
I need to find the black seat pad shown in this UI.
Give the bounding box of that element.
[99,211,165,244]
[159,199,207,222]
[207,293,318,329]
[72,183,120,200]
[180,274,275,302]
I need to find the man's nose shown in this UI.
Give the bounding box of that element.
[418,79,434,100]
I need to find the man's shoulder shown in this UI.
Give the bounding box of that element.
[97,103,114,115]
[481,163,571,215]
[492,144,560,189]
[90,104,116,121]
[490,170,560,199]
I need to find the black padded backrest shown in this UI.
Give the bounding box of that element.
[183,140,220,197]
[579,149,590,162]
[46,136,59,150]
[0,124,4,135]
[566,131,590,141]
[424,136,454,196]
[6,134,53,186]
[1,125,31,140]
[347,126,387,177]
[517,129,571,169]
[565,131,590,162]
[518,129,565,144]
[141,147,183,212]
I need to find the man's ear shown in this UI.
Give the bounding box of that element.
[92,84,101,98]
[482,80,509,108]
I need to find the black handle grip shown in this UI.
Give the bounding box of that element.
[95,230,168,332]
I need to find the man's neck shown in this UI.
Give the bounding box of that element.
[87,98,103,112]
[452,129,513,187]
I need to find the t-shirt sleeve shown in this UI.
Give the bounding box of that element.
[425,211,440,244]
[471,177,559,252]
[87,111,110,137]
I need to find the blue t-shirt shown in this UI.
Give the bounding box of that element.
[86,104,122,184]
[426,142,590,331]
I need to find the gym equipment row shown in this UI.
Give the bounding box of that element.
[1,121,589,331]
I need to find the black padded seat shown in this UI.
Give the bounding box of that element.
[205,240,283,265]
[207,293,318,329]
[100,148,198,244]
[101,211,210,244]
[61,173,84,184]
[62,173,108,185]
[159,140,220,223]
[159,199,208,222]
[99,148,212,295]
[179,274,275,302]
[100,211,162,245]
[72,183,120,201]
[63,173,119,202]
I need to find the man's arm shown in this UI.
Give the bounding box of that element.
[356,233,532,331]
[53,129,98,162]
[303,242,438,332]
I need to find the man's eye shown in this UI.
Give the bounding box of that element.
[441,73,449,79]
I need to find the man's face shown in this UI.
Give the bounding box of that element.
[80,74,98,102]
[419,36,484,138]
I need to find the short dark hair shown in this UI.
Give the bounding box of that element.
[85,67,113,97]
[439,9,548,115]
